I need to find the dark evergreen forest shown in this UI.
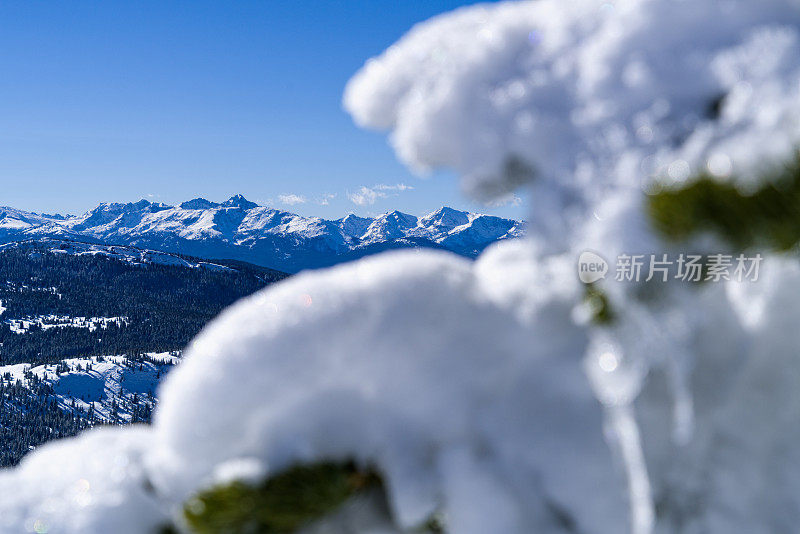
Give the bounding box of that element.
[0,242,287,366]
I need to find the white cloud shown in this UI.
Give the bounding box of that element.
[316,193,336,206]
[348,187,381,206]
[278,194,307,206]
[486,193,522,208]
[347,183,414,206]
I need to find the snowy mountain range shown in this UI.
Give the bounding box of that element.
[0,195,524,272]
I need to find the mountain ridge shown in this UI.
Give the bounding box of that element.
[0,195,524,272]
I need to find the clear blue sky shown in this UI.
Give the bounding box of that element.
[0,0,524,220]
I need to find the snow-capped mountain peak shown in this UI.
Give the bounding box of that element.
[361,210,419,243]
[220,194,258,210]
[420,206,470,229]
[337,213,372,238]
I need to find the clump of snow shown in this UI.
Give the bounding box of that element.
[344,0,800,214]
[0,427,167,533]
[340,1,800,532]
[149,244,627,533]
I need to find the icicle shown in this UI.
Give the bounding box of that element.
[607,404,655,534]
[585,335,654,534]
[667,349,694,447]
[653,308,696,447]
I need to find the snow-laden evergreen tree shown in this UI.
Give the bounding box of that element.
[2,1,800,533]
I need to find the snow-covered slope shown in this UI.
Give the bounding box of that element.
[0,353,179,425]
[0,198,523,272]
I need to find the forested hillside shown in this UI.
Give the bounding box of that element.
[0,240,287,466]
[0,240,287,366]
